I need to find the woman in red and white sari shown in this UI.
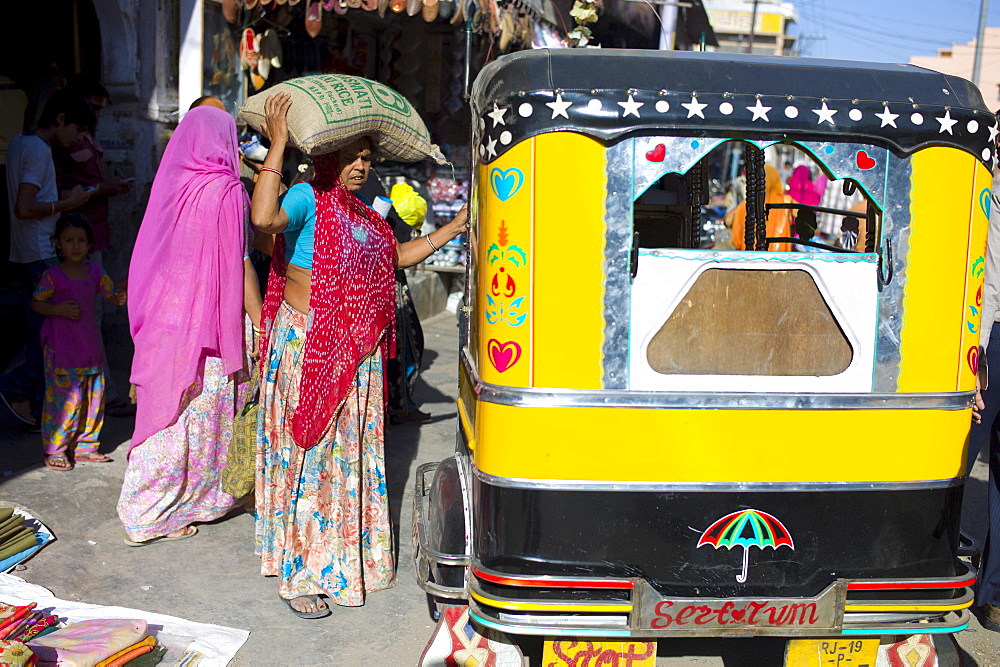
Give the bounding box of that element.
[250,93,468,618]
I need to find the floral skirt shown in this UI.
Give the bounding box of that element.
[255,301,395,606]
[118,356,240,542]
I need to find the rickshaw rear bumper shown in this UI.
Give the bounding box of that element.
[413,460,471,600]
[412,459,977,637]
[465,561,976,638]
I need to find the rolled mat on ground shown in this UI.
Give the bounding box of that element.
[239,74,446,163]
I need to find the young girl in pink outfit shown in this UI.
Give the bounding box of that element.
[31,214,126,471]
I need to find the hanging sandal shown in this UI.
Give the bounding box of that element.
[44,455,73,472]
[282,595,331,619]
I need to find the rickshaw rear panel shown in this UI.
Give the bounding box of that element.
[415,48,992,643]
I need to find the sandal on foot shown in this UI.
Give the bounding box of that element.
[282,595,331,619]
[124,525,198,547]
[75,452,113,463]
[44,454,73,471]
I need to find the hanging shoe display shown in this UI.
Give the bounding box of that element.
[422,0,439,22]
[240,28,259,70]
[305,0,323,37]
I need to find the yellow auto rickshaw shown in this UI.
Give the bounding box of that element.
[414,48,992,663]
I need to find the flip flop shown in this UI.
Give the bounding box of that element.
[44,455,73,472]
[422,0,439,22]
[282,595,331,619]
[75,453,113,463]
[305,0,323,37]
[222,0,240,23]
[124,526,198,547]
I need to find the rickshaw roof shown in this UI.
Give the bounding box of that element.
[472,49,995,166]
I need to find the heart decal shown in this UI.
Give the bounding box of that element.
[855,150,876,170]
[969,346,980,375]
[980,188,992,219]
[490,167,524,202]
[646,144,666,162]
[488,339,522,373]
[730,608,746,622]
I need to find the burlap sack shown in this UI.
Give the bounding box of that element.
[240,75,446,163]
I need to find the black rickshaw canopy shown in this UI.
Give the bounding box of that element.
[472,49,995,166]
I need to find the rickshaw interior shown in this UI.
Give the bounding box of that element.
[633,140,882,254]
[627,137,886,384]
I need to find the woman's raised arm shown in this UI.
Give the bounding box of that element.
[251,93,293,234]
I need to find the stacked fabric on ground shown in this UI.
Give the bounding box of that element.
[0,574,249,663]
[0,608,169,666]
[28,619,166,666]
[0,508,54,573]
[0,510,40,563]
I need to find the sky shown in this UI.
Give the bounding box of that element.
[793,0,1000,67]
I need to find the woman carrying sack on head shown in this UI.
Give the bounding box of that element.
[250,93,468,618]
[118,106,262,546]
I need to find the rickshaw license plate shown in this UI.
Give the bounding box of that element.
[638,580,844,630]
[542,639,656,666]
[785,638,879,666]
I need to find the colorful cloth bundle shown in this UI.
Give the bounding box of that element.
[0,510,40,563]
[94,636,157,666]
[0,602,59,643]
[27,618,151,666]
[0,639,35,665]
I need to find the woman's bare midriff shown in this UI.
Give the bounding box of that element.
[284,263,312,314]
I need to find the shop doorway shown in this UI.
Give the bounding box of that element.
[1,0,102,367]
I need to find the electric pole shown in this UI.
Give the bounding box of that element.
[747,0,761,54]
[972,0,989,90]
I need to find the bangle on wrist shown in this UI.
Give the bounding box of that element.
[425,235,439,252]
[259,167,283,178]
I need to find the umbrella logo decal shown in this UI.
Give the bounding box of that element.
[697,509,794,583]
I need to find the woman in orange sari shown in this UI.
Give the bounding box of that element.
[727,164,795,252]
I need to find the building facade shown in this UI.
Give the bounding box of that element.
[702,0,797,56]
[909,26,1000,109]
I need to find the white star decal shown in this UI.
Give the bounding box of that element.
[874,106,899,128]
[812,101,838,125]
[485,136,498,159]
[936,109,958,135]
[746,99,771,122]
[546,93,572,120]
[989,122,999,144]
[681,95,708,119]
[618,94,644,118]
[487,103,508,127]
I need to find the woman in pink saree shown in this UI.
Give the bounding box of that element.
[117,106,261,546]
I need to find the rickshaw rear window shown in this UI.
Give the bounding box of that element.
[646,268,853,376]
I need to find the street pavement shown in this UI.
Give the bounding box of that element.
[0,311,999,665]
